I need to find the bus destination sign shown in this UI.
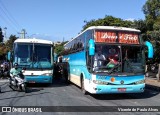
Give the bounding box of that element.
[95,31,140,44]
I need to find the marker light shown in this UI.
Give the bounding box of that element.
[111,77,115,82]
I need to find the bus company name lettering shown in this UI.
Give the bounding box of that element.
[101,33,138,41]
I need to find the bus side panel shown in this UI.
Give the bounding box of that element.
[63,51,92,87]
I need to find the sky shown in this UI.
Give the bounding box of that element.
[0,0,147,42]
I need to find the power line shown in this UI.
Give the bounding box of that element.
[0,1,22,34]
[0,10,19,33]
[0,0,22,29]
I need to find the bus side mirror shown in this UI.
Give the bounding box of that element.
[7,51,11,61]
[89,39,95,56]
[54,53,57,62]
[7,51,13,62]
[145,41,153,58]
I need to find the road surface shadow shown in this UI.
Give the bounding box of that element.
[89,89,159,100]
[0,91,51,101]
[0,86,42,93]
[26,78,70,88]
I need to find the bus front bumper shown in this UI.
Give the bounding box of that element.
[87,84,145,94]
[25,75,53,83]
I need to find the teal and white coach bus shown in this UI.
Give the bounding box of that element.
[60,26,153,94]
[8,38,54,84]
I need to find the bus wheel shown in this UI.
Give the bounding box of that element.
[64,70,70,84]
[81,76,87,95]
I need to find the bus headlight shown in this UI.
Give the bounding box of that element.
[93,80,108,85]
[134,80,145,84]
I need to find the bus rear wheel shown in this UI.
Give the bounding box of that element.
[63,69,70,84]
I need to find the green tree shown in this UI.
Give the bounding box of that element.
[54,41,68,55]
[0,43,7,60]
[5,35,17,51]
[143,0,160,19]
[143,0,160,31]
[142,0,160,63]
[82,15,133,31]
[132,20,147,33]
[0,35,17,60]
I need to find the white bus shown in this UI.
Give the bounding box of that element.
[9,38,54,83]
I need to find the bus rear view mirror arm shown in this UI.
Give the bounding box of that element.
[145,41,153,58]
[89,39,95,56]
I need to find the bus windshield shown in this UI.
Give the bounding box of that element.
[14,43,52,69]
[93,44,145,74]
[122,45,145,74]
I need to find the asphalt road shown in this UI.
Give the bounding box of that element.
[0,78,159,115]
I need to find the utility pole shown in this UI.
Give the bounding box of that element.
[18,29,27,39]
[0,27,4,42]
[3,27,7,41]
[63,37,64,43]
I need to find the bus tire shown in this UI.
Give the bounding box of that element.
[63,69,70,84]
[81,75,87,95]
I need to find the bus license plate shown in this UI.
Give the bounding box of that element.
[118,88,126,92]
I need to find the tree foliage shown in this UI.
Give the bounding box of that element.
[142,0,160,35]
[143,0,160,20]
[0,43,8,60]
[54,41,68,55]
[142,0,160,63]
[0,35,17,60]
[5,35,17,51]
[82,15,133,31]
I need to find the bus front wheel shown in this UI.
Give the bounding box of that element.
[81,75,87,95]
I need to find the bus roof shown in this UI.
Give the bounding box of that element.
[64,26,141,46]
[86,26,140,32]
[14,38,53,45]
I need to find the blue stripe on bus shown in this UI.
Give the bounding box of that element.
[96,75,144,85]
[96,84,145,94]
